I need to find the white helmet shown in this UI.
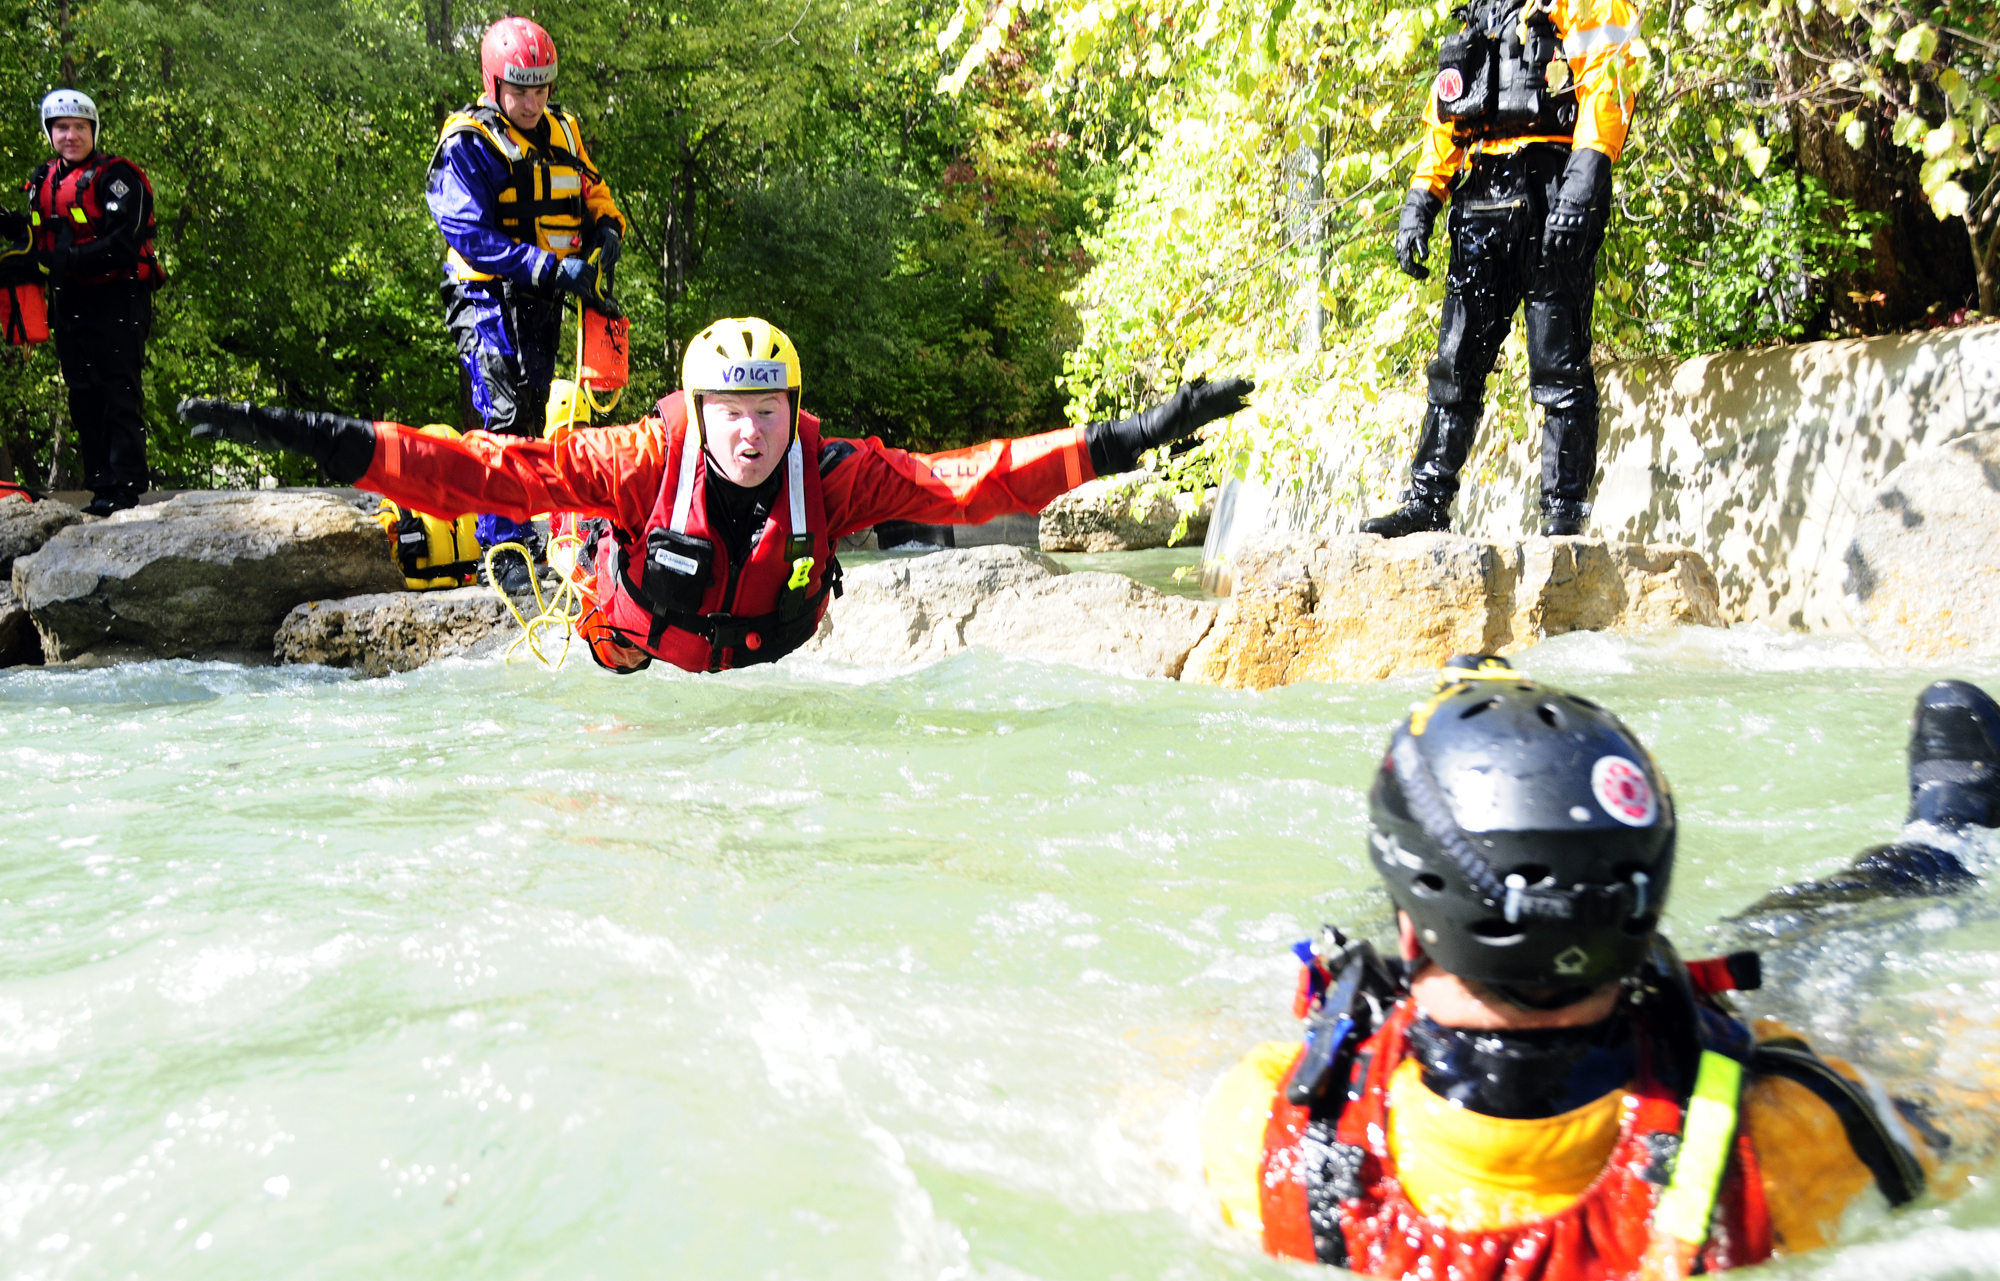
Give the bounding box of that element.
[39,89,99,140]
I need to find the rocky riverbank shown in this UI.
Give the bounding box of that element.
[10,424,1992,681]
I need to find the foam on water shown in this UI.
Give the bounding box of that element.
[0,629,1996,1277]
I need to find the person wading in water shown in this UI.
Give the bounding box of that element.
[1202,657,1993,1278]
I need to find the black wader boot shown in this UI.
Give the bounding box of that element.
[1739,681,1999,912]
[1360,402,1482,537]
[1538,407,1598,535]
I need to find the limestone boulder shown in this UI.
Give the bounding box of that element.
[12,491,404,663]
[1039,471,1213,552]
[800,544,1217,678]
[1183,532,1723,689]
[0,496,86,580]
[1843,429,2000,661]
[275,587,516,676]
[963,572,1218,679]
[0,584,37,667]
[1512,539,1725,639]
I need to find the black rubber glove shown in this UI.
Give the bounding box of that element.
[41,226,71,282]
[0,209,27,241]
[1395,188,1444,280]
[593,225,621,300]
[177,398,378,485]
[1541,147,1611,264]
[1084,375,1254,476]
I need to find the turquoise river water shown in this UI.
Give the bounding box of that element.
[4,618,2000,1279]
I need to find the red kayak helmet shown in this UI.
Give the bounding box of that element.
[480,17,558,104]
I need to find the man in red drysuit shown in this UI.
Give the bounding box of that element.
[177,316,1252,673]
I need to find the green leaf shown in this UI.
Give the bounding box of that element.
[1893,23,1937,64]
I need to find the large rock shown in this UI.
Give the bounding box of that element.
[12,491,404,663]
[801,544,1217,678]
[0,496,86,580]
[1844,429,2000,660]
[275,587,517,676]
[1039,471,1213,552]
[1183,533,1723,688]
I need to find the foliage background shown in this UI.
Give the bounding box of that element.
[0,0,1104,488]
[0,0,1991,497]
[933,0,1996,501]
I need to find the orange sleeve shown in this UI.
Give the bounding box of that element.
[819,425,1096,540]
[1558,0,1639,160]
[1410,96,1465,200]
[357,419,666,531]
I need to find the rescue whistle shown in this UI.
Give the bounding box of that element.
[787,557,814,590]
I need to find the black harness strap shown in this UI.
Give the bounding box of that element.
[616,552,843,668]
[1748,1044,1926,1206]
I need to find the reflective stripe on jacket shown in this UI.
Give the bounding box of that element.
[1410,0,1639,199]
[1256,999,1775,1279]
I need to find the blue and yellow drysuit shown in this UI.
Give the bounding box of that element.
[426,101,624,548]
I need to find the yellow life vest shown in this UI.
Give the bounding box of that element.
[433,103,598,281]
[372,425,484,589]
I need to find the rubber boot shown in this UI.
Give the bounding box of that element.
[1540,499,1590,537]
[1360,403,1480,538]
[1539,407,1598,536]
[83,484,143,518]
[1359,495,1452,538]
[1908,680,2000,828]
[488,546,538,599]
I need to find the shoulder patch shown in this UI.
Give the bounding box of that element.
[818,439,857,477]
[109,178,129,198]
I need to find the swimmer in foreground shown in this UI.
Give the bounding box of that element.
[1202,657,1997,1279]
[176,318,1251,673]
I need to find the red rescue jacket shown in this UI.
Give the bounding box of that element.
[583,393,837,671]
[28,153,162,288]
[1259,999,1773,1281]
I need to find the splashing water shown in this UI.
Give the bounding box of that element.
[2,624,1997,1278]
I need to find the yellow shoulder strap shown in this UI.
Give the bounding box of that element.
[438,106,524,163]
[1642,1050,1745,1279]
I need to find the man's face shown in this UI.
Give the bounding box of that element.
[701,392,791,488]
[494,82,550,133]
[48,118,94,163]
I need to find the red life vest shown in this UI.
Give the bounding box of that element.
[579,391,838,673]
[27,154,162,288]
[1258,999,1773,1281]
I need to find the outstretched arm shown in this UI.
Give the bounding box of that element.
[821,376,1253,538]
[176,400,666,530]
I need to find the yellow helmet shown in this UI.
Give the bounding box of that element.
[544,378,588,436]
[682,318,803,436]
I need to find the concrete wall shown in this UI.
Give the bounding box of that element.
[1203,322,2000,629]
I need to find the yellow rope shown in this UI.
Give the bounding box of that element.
[478,296,623,670]
[481,533,590,670]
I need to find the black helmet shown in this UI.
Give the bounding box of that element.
[1366,656,1675,999]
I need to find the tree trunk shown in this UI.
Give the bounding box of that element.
[1778,12,1979,332]
[57,0,75,87]
[1794,105,1979,331]
[1972,211,1998,316]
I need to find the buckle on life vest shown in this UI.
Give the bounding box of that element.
[787,556,814,590]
